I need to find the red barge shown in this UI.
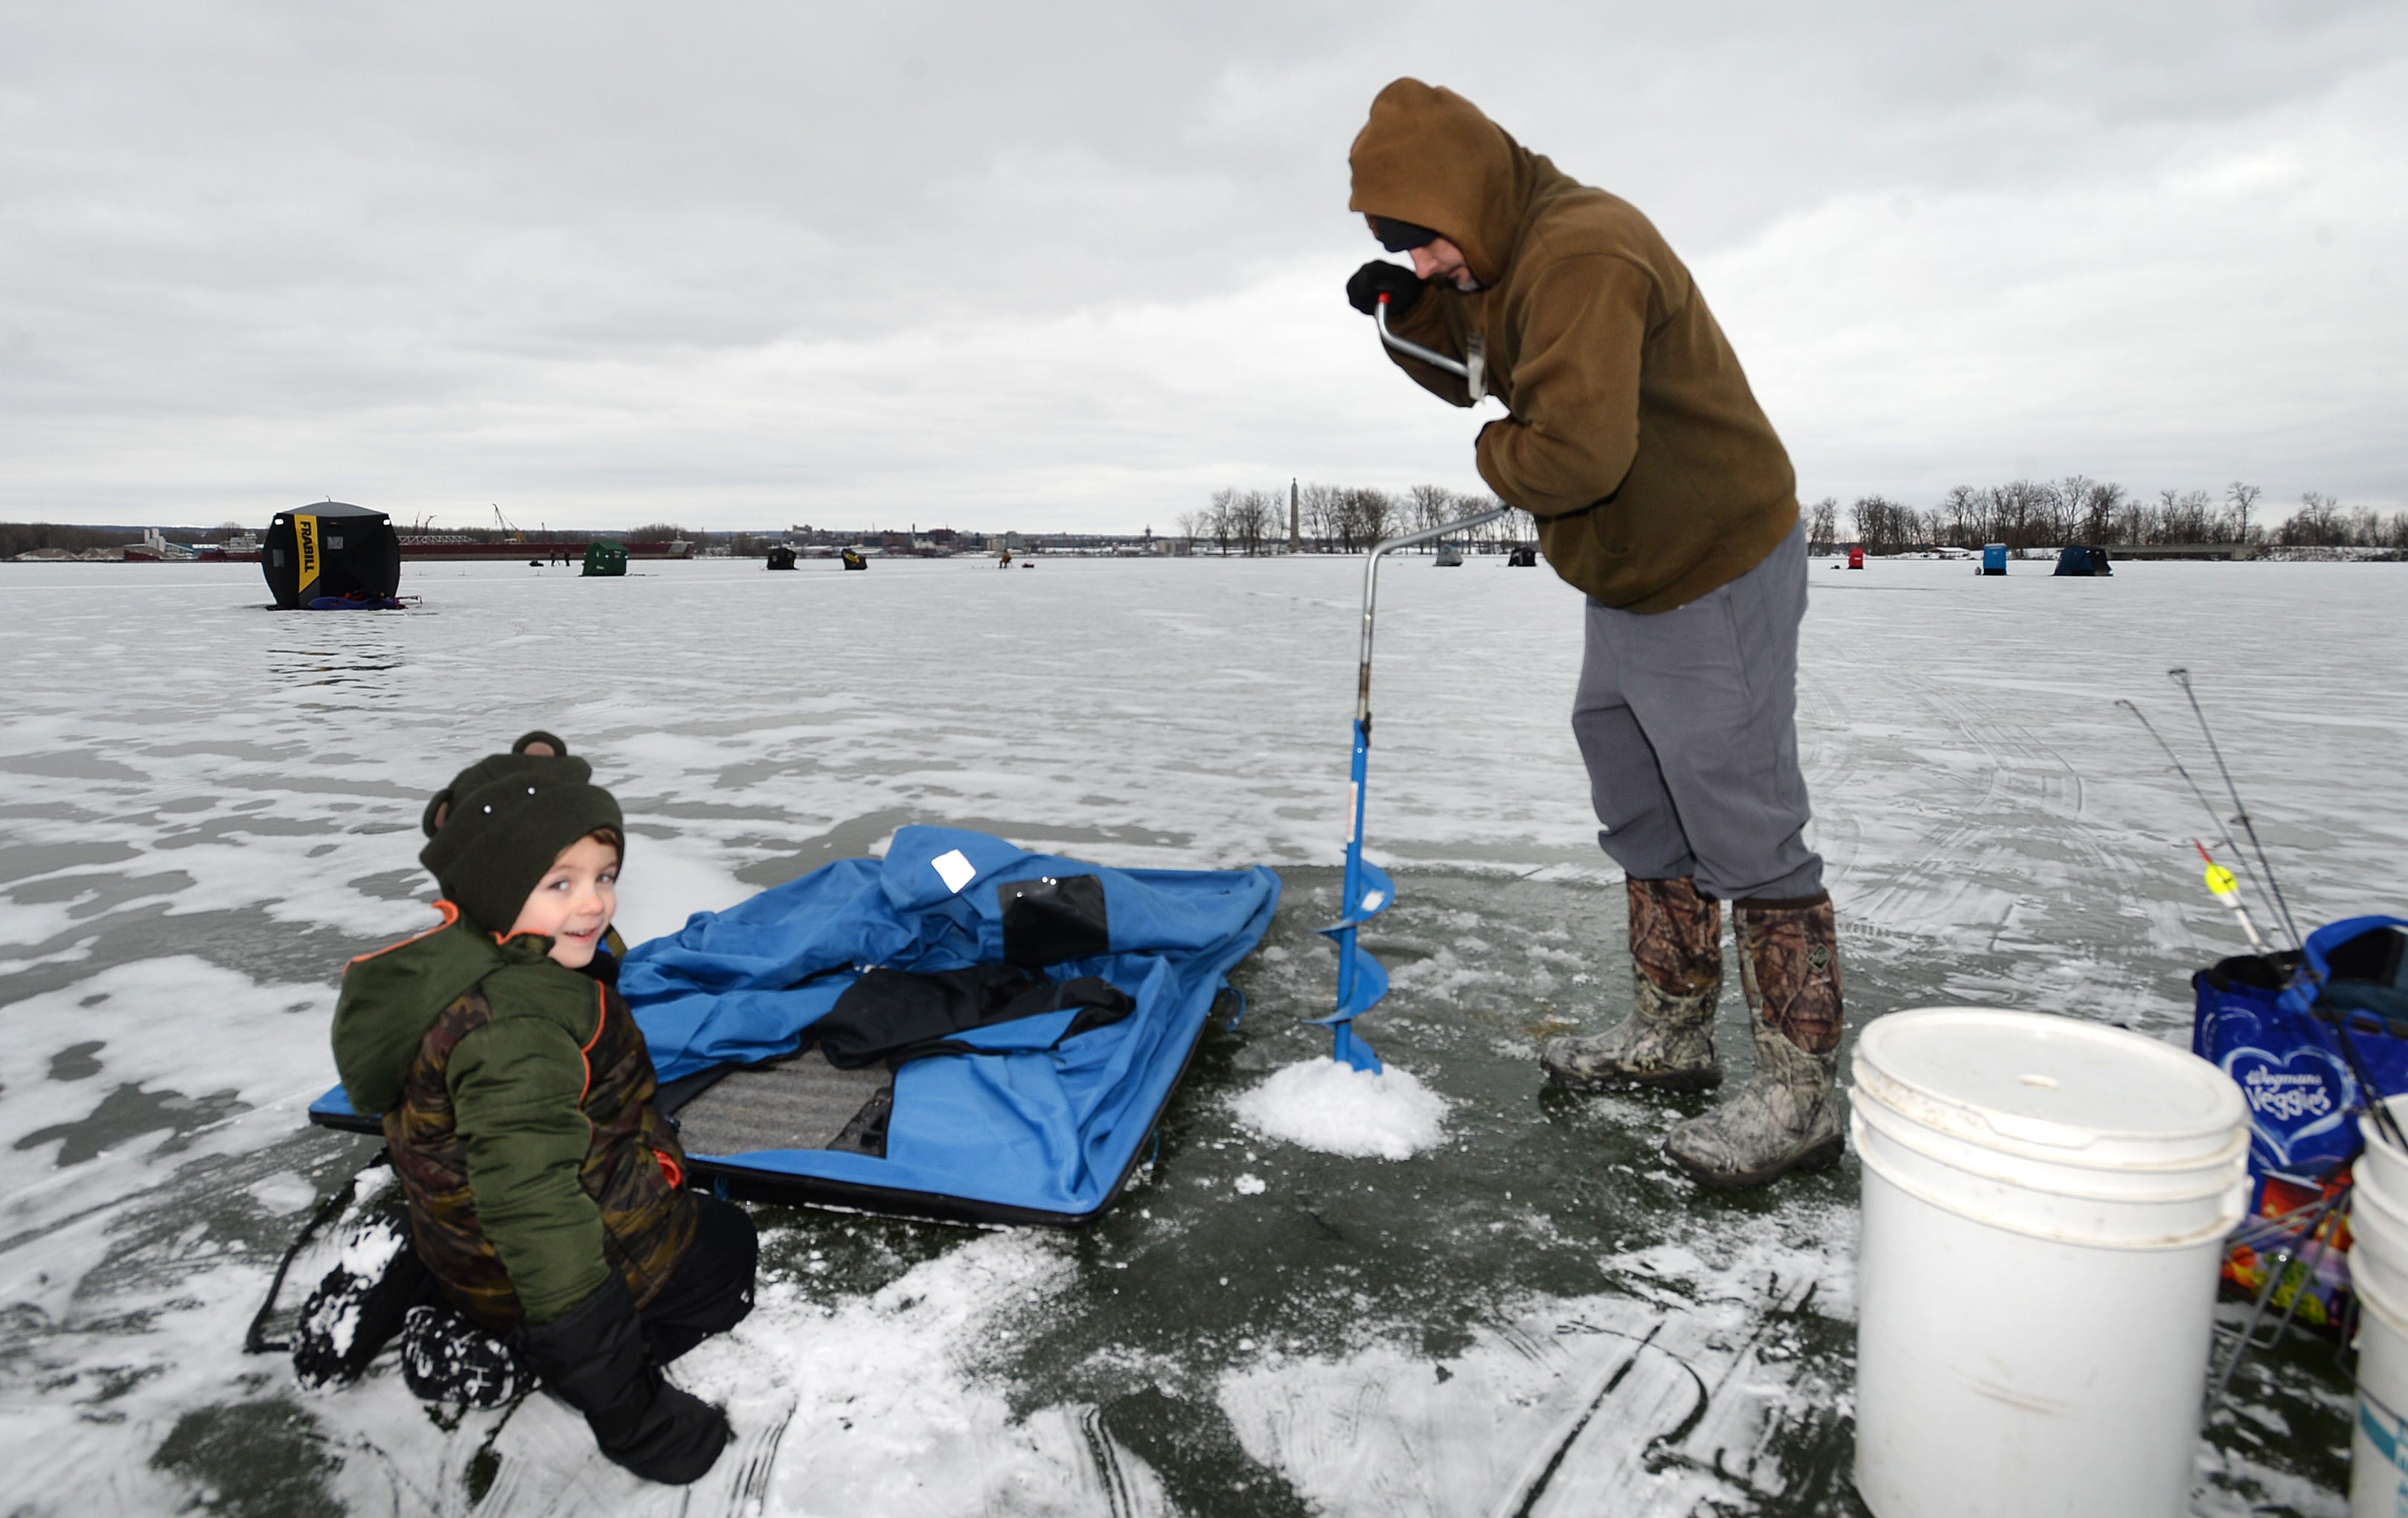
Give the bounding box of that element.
[397,536,693,562]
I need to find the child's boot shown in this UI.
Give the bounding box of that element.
[400,1304,529,1409]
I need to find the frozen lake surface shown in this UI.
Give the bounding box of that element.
[3,553,2403,1515]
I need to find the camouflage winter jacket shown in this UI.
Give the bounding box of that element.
[330,906,696,1330]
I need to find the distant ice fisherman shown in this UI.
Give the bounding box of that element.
[1345,80,1844,1190]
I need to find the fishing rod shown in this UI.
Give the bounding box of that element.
[2182,829,2408,1169]
[2114,697,2285,938]
[2168,667,2305,950]
[2331,1011,2408,1156]
[2160,688,2403,1151]
[2194,842,2267,953]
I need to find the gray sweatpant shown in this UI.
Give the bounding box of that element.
[1571,522,1822,903]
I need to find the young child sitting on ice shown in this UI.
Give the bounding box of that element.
[329,731,755,1485]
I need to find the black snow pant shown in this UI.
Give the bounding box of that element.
[1571,521,1824,903]
[640,1194,758,1365]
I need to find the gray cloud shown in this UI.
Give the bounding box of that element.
[1,1,2401,530]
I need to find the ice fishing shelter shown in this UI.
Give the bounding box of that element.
[262,502,401,609]
[307,827,1279,1226]
[582,541,628,577]
[1981,543,2008,575]
[2055,545,2113,577]
[765,545,797,571]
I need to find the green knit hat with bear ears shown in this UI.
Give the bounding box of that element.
[417,731,623,935]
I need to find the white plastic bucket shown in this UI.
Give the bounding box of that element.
[2359,1101,2408,1203]
[2352,1267,2408,1517]
[1851,1008,2250,1518]
[2355,1127,2408,1518]
[2351,1163,2408,1316]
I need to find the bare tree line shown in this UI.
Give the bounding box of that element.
[1819,479,2408,555]
[1178,484,1531,554]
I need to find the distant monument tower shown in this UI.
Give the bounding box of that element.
[1290,478,1300,551]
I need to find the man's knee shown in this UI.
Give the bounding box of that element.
[1698,846,1822,905]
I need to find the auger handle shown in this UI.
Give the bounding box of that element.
[1373,293,1471,377]
[1355,506,1511,727]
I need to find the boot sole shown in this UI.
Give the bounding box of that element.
[1668,1130,1845,1191]
[1543,1065,1723,1095]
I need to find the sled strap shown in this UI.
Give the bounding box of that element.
[1219,981,1248,1033]
[242,1154,385,1355]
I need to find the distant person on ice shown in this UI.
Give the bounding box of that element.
[329,732,754,1483]
[1345,80,1843,1189]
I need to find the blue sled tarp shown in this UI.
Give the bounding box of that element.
[313,827,1278,1227]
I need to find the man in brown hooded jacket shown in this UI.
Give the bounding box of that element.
[1345,79,1844,1189]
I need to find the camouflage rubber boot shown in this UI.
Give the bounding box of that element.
[1542,877,1723,1092]
[1665,895,1846,1188]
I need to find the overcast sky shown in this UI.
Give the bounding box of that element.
[2,1,2401,534]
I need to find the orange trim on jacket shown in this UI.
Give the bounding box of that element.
[577,982,604,1104]
[348,900,463,965]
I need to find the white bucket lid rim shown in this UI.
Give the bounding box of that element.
[2354,1165,2408,1236]
[2356,1252,2408,1340]
[1854,1095,2249,1202]
[1858,1127,2248,1250]
[2364,1108,2408,1169]
[1855,1008,2245,1160]
[1854,1070,2246,1171]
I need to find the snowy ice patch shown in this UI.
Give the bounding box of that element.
[1229,1058,1450,1161]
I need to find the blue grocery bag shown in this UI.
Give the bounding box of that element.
[2192,926,2408,1184]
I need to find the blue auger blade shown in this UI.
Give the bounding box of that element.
[1331,1020,1383,1074]
[1316,858,1397,935]
[1306,936,1389,1025]
[1310,856,1392,1074]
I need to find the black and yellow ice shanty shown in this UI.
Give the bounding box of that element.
[263,501,402,608]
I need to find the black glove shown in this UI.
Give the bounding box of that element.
[521,1273,729,1485]
[1346,260,1424,318]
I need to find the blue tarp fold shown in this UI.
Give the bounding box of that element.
[617,827,1279,1218]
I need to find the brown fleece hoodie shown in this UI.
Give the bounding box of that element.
[1349,80,1798,613]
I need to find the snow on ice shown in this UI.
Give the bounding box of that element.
[1230,1057,1451,1161]
[3,554,2401,1515]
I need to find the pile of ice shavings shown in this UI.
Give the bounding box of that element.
[1230,1057,1450,1160]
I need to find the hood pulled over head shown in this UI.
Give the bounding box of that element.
[1347,79,1532,287]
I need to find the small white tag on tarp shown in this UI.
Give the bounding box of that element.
[929,848,977,894]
